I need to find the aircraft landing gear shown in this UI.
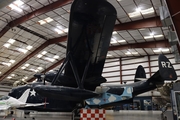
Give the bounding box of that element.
[72,103,82,120]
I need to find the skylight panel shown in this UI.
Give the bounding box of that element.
[8,38,16,44]
[128,7,154,18]
[3,43,11,48]
[8,0,24,13]
[38,17,54,25]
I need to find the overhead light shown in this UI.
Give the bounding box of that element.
[42,51,47,55]
[110,38,117,44]
[118,40,126,43]
[44,17,53,23]
[30,69,39,72]
[144,34,163,39]
[136,8,141,12]
[25,64,30,67]
[132,52,138,55]
[125,51,131,55]
[8,4,23,12]
[37,54,43,58]
[0,72,1,74]
[153,48,161,53]
[8,38,15,44]
[150,32,154,36]
[45,57,55,62]
[14,0,24,6]
[107,54,112,57]
[26,45,33,50]
[141,7,154,15]
[53,55,59,59]
[21,66,26,69]
[128,7,154,18]
[17,48,28,54]
[3,43,11,48]
[37,67,43,70]
[38,20,46,25]
[154,34,163,38]
[144,36,154,39]
[38,17,53,25]
[11,74,15,77]
[2,62,11,67]
[112,31,118,34]
[24,76,28,79]
[128,11,141,18]
[63,28,69,33]
[7,76,12,79]
[161,48,169,52]
[55,28,63,34]
[9,60,15,63]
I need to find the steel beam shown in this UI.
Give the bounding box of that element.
[28,58,65,82]
[0,37,67,81]
[0,0,72,38]
[108,40,170,51]
[0,17,163,82]
[114,17,162,31]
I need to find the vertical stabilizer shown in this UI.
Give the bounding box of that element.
[17,88,30,103]
[134,65,146,82]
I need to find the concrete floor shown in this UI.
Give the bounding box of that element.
[1,110,163,120]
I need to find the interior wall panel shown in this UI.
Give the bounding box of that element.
[103,54,180,85]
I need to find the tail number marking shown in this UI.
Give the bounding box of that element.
[161,61,172,68]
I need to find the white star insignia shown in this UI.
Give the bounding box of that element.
[30,89,36,96]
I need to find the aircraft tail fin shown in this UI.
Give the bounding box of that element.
[158,54,177,80]
[148,54,177,85]
[17,88,30,103]
[134,65,146,82]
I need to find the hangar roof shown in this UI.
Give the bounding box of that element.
[0,0,179,86]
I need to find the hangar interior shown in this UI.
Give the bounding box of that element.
[0,0,180,120]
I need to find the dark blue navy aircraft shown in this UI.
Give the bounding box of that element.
[8,0,177,113]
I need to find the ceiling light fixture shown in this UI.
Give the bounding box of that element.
[128,7,154,18]
[9,60,15,63]
[107,54,112,57]
[53,55,59,59]
[25,64,30,67]
[37,54,43,58]
[55,28,63,34]
[2,62,11,67]
[8,3,23,12]
[8,38,16,44]
[42,51,47,55]
[125,51,131,55]
[3,43,11,48]
[26,45,33,50]
[21,66,26,69]
[14,0,24,6]
[45,57,55,62]
[17,48,28,54]
[38,17,54,25]
[118,40,126,43]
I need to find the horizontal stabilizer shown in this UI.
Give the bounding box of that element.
[158,54,177,80]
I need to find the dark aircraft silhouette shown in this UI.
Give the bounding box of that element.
[8,0,177,113]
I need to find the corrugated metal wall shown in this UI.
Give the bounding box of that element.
[102,54,180,85]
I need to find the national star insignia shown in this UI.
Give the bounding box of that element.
[30,89,36,96]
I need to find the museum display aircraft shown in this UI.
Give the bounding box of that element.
[7,0,177,113]
[0,88,46,111]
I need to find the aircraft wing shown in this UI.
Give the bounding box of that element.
[0,105,10,111]
[24,103,48,107]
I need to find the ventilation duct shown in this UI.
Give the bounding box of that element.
[168,31,178,46]
[159,6,172,27]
